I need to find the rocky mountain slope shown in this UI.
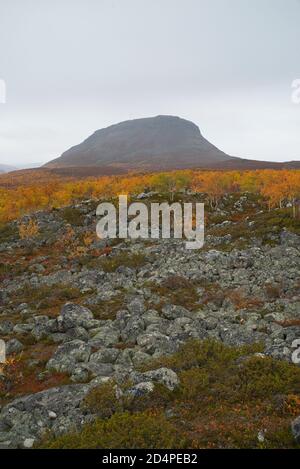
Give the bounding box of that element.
[45,115,300,173]
[0,192,300,448]
[46,115,232,171]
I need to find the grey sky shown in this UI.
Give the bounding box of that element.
[0,0,299,165]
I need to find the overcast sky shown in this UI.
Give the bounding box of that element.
[0,0,300,166]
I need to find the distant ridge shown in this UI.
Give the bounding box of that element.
[0,164,17,173]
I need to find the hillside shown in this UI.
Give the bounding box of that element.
[45,115,234,170]
[0,189,300,448]
[45,115,300,172]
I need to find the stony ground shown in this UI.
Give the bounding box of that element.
[0,192,300,448]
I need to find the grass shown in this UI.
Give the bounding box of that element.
[39,339,300,449]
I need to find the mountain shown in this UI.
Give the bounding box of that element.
[45,115,300,172]
[0,163,42,174]
[0,164,17,173]
[45,115,234,171]
[16,162,43,170]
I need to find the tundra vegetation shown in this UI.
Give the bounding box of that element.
[0,169,299,224]
[0,168,299,449]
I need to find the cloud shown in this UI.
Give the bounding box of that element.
[0,0,299,164]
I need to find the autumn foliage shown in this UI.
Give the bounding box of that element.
[0,169,299,224]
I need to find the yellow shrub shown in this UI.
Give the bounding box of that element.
[18,219,39,239]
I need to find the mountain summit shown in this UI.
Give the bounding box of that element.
[46,115,233,171]
[45,115,300,172]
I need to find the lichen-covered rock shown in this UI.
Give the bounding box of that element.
[0,384,91,448]
[59,303,94,330]
[142,368,180,391]
[128,381,155,397]
[0,320,14,335]
[6,338,24,355]
[90,325,120,347]
[137,331,178,355]
[46,340,91,374]
[90,348,120,364]
[291,415,300,443]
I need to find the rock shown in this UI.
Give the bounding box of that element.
[6,339,24,355]
[128,381,154,397]
[0,320,14,335]
[91,326,120,347]
[84,362,114,378]
[0,383,90,447]
[89,376,112,388]
[131,350,152,367]
[280,230,300,247]
[1,196,300,448]
[31,324,49,341]
[162,304,191,320]
[46,340,91,374]
[291,415,300,443]
[89,348,119,364]
[23,438,35,448]
[29,263,45,274]
[59,303,94,330]
[0,290,8,306]
[70,367,90,383]
[65,326,89,342]
[16,303,29,312]
[13,323,33,334]
[127,298,145,315]
[142,309,161,327]
[136,191,157,200]
[219,325,268,347]
[142,367,180,391]
[137,331,178,355]
[32,315,50,325]
[51,333,67,343]
[120,316,145,343]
